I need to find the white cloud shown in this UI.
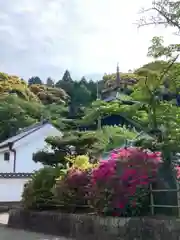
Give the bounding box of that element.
[0,0,178,81]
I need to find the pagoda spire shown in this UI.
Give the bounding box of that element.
[116,62,120,87]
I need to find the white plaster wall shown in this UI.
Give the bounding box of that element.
[0,150,14,173]
[0,178,30,202]
[15,124,62,173]
[16,140,45,173]
[0,124,62,173]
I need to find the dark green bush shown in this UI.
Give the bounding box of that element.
[22,166,62,210]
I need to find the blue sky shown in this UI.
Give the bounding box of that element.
[0,0,179,82]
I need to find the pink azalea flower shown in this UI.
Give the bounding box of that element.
[119,202,125,209]
[89,146,163,214]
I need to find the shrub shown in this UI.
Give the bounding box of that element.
[22,166,63,209]
[92,126,137,154]
[53,168,91,211]
[88,147,161,216]
[53,155,98,211]
[29,84,68,104]
[68,155,97,170]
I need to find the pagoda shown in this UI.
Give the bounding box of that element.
[101,64,137,105]
[101,63,122,102]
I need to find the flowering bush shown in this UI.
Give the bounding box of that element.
[67,155,97,170]
[53,155,97,211]
[88,147,161,216]
[175,166,180,179]
[53,168,91,211]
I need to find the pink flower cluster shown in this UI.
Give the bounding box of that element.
[93,147,161,182]
[110,147,162,164]
[89,147,162,214]
[66,168,90,189]
[54,168,90,207]
[175,166,180,179]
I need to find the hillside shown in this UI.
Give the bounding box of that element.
[103,72,142,89]
[0,73,39,102]
[0,60,178,142]
[0,72,69,104]
[102,60,180,90]
[136,61,169,73]
[103,72,142,82]
[0,72,70,142]
[29,84,69,105]
[135,60,180,74]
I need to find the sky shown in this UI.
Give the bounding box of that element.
[0,0,179,82]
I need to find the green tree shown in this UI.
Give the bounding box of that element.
[46,77,54,87]
[0,72,8,81]
[143,34,180,98]
[0,97,36,141]
[0,94,69,141]
[72,82,91,106]
[137,1,180,103]
[56,70,74,96]
[88,80,98,101]
[28,76,42,85]
[80,76,88,85]
[33,131,100,166]
[131,56,180,182]
[138,1,180,62]
[62,70,72,82]
[138,0,180,32]
[147,36,180,59]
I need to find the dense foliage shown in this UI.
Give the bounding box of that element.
[29,84,69,105]
[0,94,69,141]
[13,0,180,218]
[33,131,101,166]
[103,72,141,90]
[33,126,137,167]
[88,147,161,216]
[55,70,101,108]
[53,168,90,210]
[0,58,178,142]
[93,126,137,153]
[23,147,164,216]
[22,166,63,209]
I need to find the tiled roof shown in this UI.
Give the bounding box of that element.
[103,94,139,105]
[0,120,49,149]
[0,172,33,178]
[103,95,117,102]
[101,86,119,94]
